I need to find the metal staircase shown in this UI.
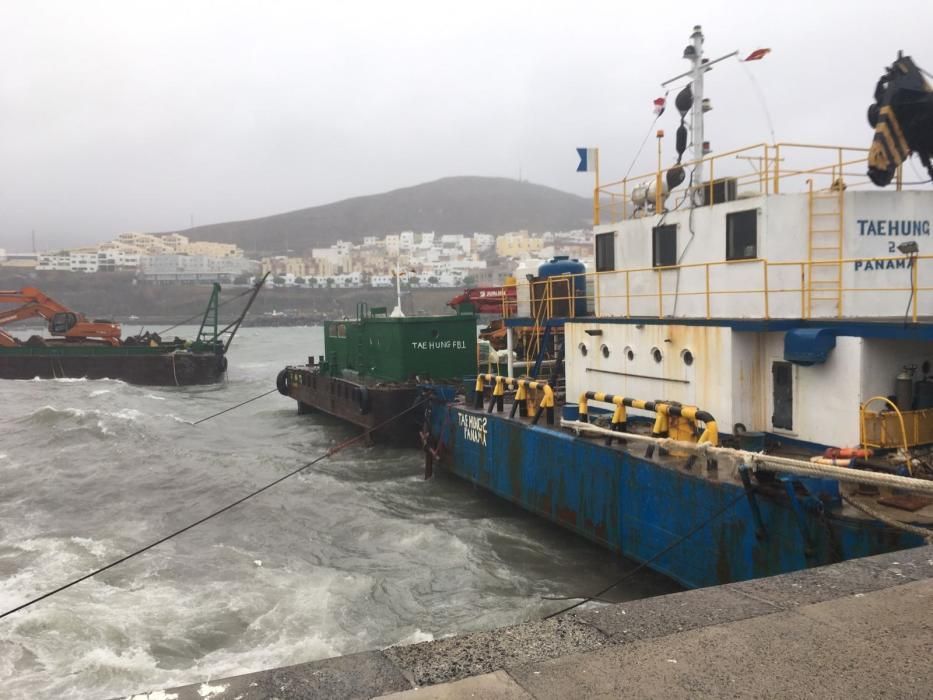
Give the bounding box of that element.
[806,180,844,318]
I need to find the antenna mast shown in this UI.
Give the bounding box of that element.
[390,258,405,318]
[661,26,738,206]
[689,26,706,188]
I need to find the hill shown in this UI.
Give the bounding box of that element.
[164,176,592,253]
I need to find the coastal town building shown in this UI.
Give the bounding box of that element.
[139,254,259,284]
[25,228,592,288]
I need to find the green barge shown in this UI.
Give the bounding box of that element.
[277,304,476,443]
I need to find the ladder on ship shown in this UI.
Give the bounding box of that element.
[806,178,845,318]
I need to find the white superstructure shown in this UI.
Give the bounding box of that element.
[509,27,933,452]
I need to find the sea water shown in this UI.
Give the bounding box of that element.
[0,326,678,698]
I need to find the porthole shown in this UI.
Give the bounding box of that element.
[579,342,588,357]
[651,346,663,363]
[682,349,694,366]
[601,344,610,358]
[624,345,635,361]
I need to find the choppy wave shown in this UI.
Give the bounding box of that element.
[0,326,672,699]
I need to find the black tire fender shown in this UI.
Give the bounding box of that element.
[276,369,290,396]
[219,356,228,373]
[358,385,371,415]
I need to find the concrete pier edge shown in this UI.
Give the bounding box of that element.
[129,545,933,699]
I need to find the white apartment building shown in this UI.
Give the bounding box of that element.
[417,232,435,249]
[140,254,259,283]
[97,248,141,271]
[473,233,495,252]
[439,234,471,256]
[370,274,393,287]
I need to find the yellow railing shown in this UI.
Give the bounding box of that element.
[578,391,718,446]
[596,142,883,225]
[474,374,555,425]
[507,254,930,322]
[861,398,933,452]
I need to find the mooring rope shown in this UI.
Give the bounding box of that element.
[190,388,279,425]
[842,494,933,543]
[542,491,746,619]
[562,420,933,496]
[0,398,429,622]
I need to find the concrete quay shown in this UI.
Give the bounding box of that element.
[136,545,933,700]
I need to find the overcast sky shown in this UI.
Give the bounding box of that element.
[1,0,931,250]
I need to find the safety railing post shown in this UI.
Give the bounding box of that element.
[773,144,781,194]
[763,260,770,319]
[657,271,663,318]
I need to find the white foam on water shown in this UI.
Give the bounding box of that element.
[392,628,435,646]
[69,536,111,560]
[197,681,228,697]
[125,690,179,700]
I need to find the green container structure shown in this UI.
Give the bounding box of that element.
[322,313,477,383]
[277,306,477,444]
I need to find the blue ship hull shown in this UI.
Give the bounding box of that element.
[429,401,924,589]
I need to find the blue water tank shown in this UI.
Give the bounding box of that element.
[538,256,587,317]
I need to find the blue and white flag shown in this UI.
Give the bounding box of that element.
[576,147,597,173]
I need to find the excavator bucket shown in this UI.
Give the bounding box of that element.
[867,54,933,187]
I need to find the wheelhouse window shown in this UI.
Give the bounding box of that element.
[726,209,758,260]
[652,224,677,267]
[595,232,615,272]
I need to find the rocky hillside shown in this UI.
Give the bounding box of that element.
[159,176,592,253]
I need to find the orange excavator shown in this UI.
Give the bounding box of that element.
[0,287,122,348]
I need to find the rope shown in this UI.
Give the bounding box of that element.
[562,420,933,496]
[842,494,933,543]
[171,351,179,387]
[0,398,429,622]
[157,287,254,335]
[543,491,745,619]
[621,95,669,183]
[738,58,777,144]
[190,389,280,425]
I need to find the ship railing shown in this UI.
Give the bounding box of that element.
[474,373,555,425]
[860,396,933,455]
[578,391,718,449]
[507,253,931,321]
[562,419,933,499]
[592,142,896,226]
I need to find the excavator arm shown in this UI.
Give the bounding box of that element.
[867,53,933,187]
[0,287,122,346]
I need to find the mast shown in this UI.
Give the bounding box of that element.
[662,27,737,207]
[689,25,705,189]
[390,258,405,318]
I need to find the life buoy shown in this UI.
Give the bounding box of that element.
[276,369,290,395]
[823,447,873,460]
[810,455,854,467]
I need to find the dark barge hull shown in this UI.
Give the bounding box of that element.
[0,349,227,386]
[280,366,422,445]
